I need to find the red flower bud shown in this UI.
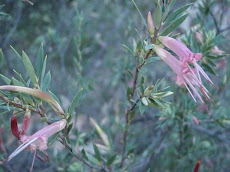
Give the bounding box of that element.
[194,160,201,172]
[11,117,20,139]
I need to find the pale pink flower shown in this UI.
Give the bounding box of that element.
[153,43,213,113]
[7,117,66,164]
[159,36,214,86]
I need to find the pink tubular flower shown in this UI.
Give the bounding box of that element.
[7,118,66,163]
[159,36,214,86]
[153,38,214,113]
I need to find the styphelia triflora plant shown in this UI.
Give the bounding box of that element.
[0,0,227,171]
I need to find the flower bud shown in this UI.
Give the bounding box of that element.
[147,12,154,36]
[11,117,19,139]
[20,111,31,135]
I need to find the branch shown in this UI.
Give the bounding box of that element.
[58,135,109,172]
[119,24,161,168]
[0,95,45,117]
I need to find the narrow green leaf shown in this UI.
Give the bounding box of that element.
[164,3,192,24]
[13,70,27,86]
[48,90,61,105]
[163,0,177,20]
[160,14,188,36]
[36,43,44,79]
[40,56,47,86]
[48,132,60,146]
[122,44,134,55]
[0,49,3,64]
[81,149,89,161]
[145,56,161,64]
[0,12,7,16]
[132,0,148,30]
[0,74,10,84]
[12,77,25,86]
[154,1,162,28]
[10,46,22,60]
[69,88,83,114]
[139,102,147,115]
[107,154,117,166]
[42,71,51,91]
[66,123,73,135]
[0,111,10,116]
[93,144,102,163]
[22,51,38,86]
[202,64,217,75]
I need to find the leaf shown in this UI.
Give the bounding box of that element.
[139,102,147,115]
[144,44,154,51]
[48,132,60,146]
[0,74,10,84]
[40,56,47,86]
[69,88,84,114]
[81,149,89,161]
[36,43,44,79]
[22,51,38,86]
[10,46,22,60]
[202,64,217,75]
[164,3,192,24]
[107,154,117,166]
[154,1,162,28]
[163,0,177,20]
[48,90,61,104]
[90,118,110,149]
[145,56,161,65]
[13,70,27,86]
[122,44,134,55]
[66,123,73,135]
[42,71,51,91]
[0,12,7,16]
[160,14,189,36]
[132,0,148,30]
[93,144,102,163]
[0,49,3,65]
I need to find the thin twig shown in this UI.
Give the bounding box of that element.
[0,95,45,117]
[119,25,161,168]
